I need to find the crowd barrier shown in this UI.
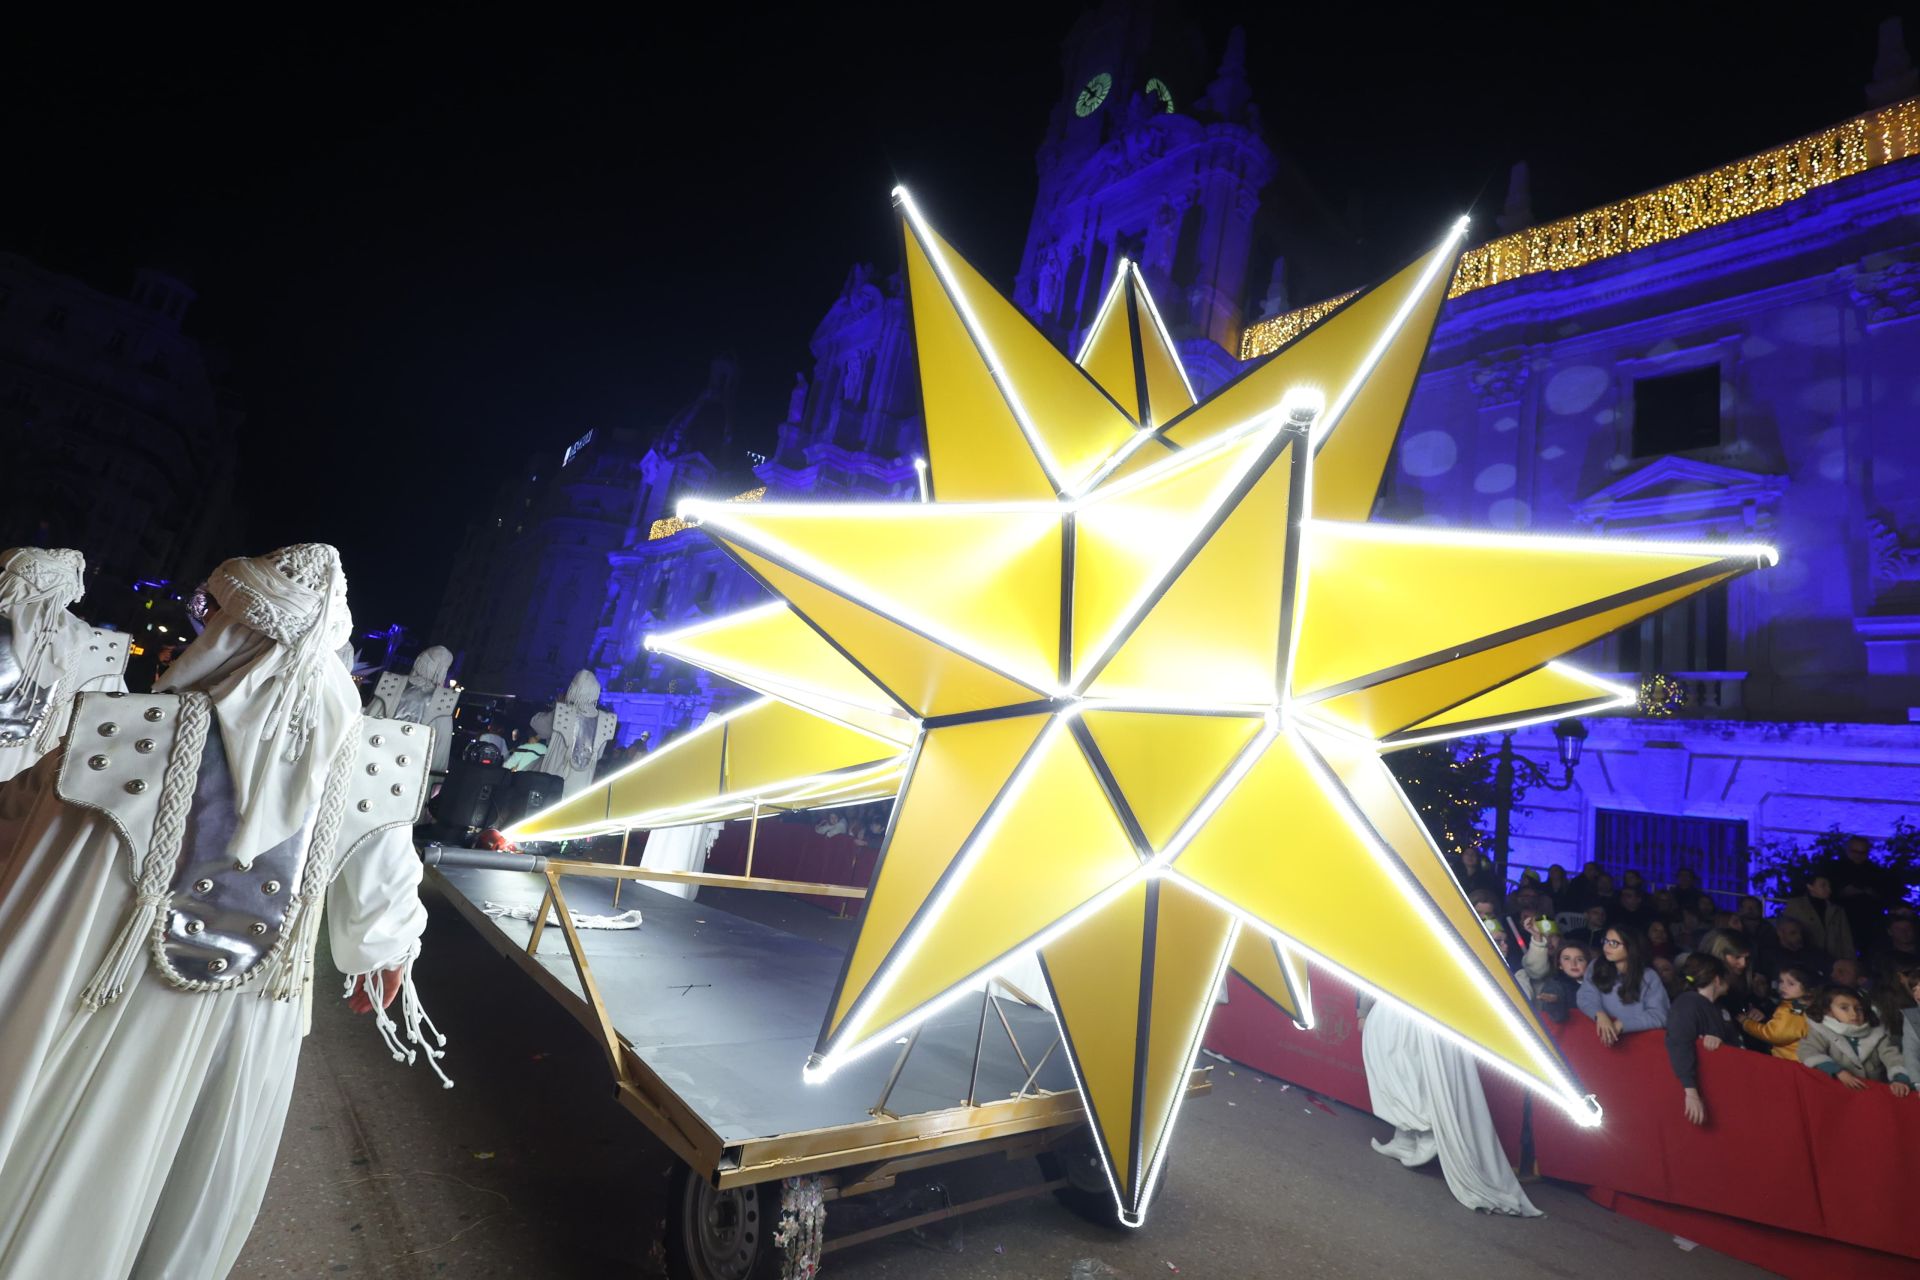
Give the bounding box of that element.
[1205,967,1920,1278]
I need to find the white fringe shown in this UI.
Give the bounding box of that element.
[347,944,452,1089]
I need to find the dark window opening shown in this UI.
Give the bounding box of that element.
[1632,366,1720,456]
[1616,583,1729,672]
[1594,809,1749,907]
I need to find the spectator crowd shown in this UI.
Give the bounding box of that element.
[1456,836,1920,1127]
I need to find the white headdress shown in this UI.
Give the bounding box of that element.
[157,544,359,861]
[408,644,453,690]
[0,546,87,690]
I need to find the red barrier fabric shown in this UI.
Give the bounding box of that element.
[1204,961,1920,1263]
[703,821,875,915]
[1206,972,1371,1111]
[1592,1191,1920,1280]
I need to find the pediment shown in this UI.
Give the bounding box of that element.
[1575,456,1785,526]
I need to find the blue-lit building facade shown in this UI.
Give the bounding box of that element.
[1337,113,1920,894]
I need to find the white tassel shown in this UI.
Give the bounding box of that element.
[350,949,453,1089]
[79,892,165,1011]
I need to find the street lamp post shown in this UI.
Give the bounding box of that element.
[1491,718,1590,886]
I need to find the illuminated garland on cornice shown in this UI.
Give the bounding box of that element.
[648,486,766,541]
[1242,96,1920,360]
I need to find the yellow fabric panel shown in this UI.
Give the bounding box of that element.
[830,721,1143,1053]
[1161,239,1453,455]
[1075,278,1138,419]
[1306,575,1735,739]
[1170,730,1568,1094]
[1398,664,1626,739]
[1136,879,1236,1195]
[904,222,1054,502]
[1309,244,1457,521]
[1088,438,1295,706]
[1229,929,1311,1028]
[733,546,1041,719]
[509,710,727,839]
[1039,878,1147,1200]
[711,506,1062,690]
[652,606,914,745]
[1070,430,1272,682]
[924,225,1138,493]
[1131,274,1195,427]
[1303,727,1548,1049]
[720,699,906,796]
[1293,523,1740,701]
[1079,709,1264,851]
[827,714,1049,1038]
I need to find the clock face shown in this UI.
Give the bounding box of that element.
[1145,77,1175,113]
[1075,71,1112,117]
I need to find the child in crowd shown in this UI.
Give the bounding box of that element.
[1666,954,1740,1126]
[1830,957,1867,993]
[1796,987,1915,1094]
[1533,943,1588,1024]
[1577,927,1670,1044]
[1742,966,1816,1061]
[1646,919,1675,961]
[1650,955,1680,997]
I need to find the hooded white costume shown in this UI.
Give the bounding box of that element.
[0,547,129,783]
[538,669,616,798]
[0,544,446,1280]
[365,643,460,772]
[1358,995,1540,1217]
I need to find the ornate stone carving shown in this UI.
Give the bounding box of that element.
[1849,259,1920,326]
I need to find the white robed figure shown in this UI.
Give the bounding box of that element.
[1358,994,1541,1217]
[0,547,129,785]
[0,544,448,1280]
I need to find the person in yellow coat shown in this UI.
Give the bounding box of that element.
[1742,966,1816,1061]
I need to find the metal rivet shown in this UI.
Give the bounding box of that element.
[366,762,380,775]
[390,784,403,796]
[397,755,409,767]
[107,691,125,699]
[99,722,118,736]
[371,733,385,747]
[126,779,147,794]
[357,799,371,812]
[143,707,164,722]
[193,878,214,894]
[233,859,252,872]
[185,920,204,935]
[263,880,281,895]
[136,738,156,753]
[401,725,414,736]
[89,644,99,651]
[208,958,228,973]
[249,922,268,936]
[88,754,109,770]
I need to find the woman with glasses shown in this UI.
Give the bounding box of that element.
[1576,926,1670,1044]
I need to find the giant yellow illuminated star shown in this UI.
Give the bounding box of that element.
[516,189,1775,1225]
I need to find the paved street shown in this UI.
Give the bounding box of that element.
[238,891,1766,1279]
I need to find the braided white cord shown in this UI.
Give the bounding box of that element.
[81,693,212,1009]
[260,733,357,1001]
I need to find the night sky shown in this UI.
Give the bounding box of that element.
[6,3,1907,626]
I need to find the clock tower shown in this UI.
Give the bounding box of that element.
[1014,0,1274,395]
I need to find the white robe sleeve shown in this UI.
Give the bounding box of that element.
[326,825,427,976]
[325,827,452,1087]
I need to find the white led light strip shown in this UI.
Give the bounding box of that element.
[895,186,1074,495]
[1310,216,1471,447]
[1073,257,1131,366]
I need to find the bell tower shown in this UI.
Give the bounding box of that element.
[1014,1,1274,393]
